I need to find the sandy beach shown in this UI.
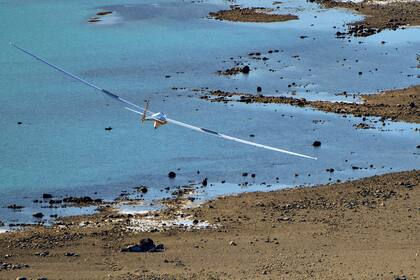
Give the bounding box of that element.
[0,170,418,279]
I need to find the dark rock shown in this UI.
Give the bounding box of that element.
[241,65,250,74]
[96,11,112,16]
[168,171,176,178]
[32,212,44,219]
[251,174,256,178]
[121,238,164,253]
[202,178,208,187]
[326,168,335,173]
[416,145,420,149]
[135,186,148,193]
[256,86,262,92]
[17,122,22,125]
[64,252,79,257]
[62,196,101,204]
[104,127,112,131]
[48,199,62,204]
[7,204,24,210]
[42,193,53,199]
[242,172,248,177]
[312,141,321,147]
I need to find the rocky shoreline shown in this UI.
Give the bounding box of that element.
[0,170,418,279]
[209,6,298,23]
[315,0,420,37]
[201,85,420,124]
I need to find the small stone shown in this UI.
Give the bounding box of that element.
[256,86,262,92]
[33,212,44,218]
[104,127,112,131]
[135,186,148,193]
[42,193,53,199]
[168,171,176,178]
[229,241,237,246]
[202,178,208,187]
[312,140,321,147]
[241,65,250,74]
[64,252,79,257]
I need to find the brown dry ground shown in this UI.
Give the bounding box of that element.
[204,85,420,123]
[209,7,298,23]
[0,170,419,279]
[317,0,420,36]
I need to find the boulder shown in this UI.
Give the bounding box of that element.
[202,178,208,187]
[42,193,53,199]
[33,212,44,219]
[135,186,148,193]
[121,238,164,253]
[312,141,321,147]
[168,171,176,178]
[241,65,250,74]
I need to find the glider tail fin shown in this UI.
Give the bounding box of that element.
[141,100,150,124]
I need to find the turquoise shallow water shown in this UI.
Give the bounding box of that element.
[0,0,419,226]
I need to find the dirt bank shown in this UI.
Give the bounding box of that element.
[0,170,419,279]
[209,7,298,23]
[316,0,420,36]
[202,85,420,123]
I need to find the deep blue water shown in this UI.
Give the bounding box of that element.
[0,0,419,227]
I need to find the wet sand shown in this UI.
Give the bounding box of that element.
[209,7,298,23]
[203,85,420,123]
[0,170,418,279]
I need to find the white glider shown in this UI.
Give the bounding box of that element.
[10,43,317,160]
